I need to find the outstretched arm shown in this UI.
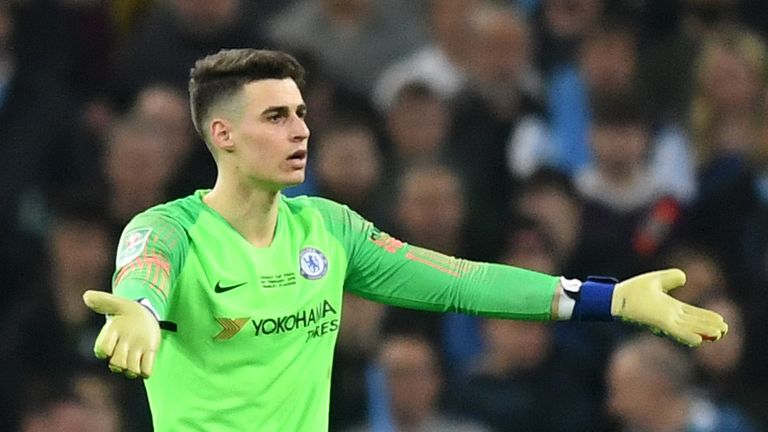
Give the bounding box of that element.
[321,199,727,347]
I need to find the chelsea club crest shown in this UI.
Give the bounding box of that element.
[299,247,328,280]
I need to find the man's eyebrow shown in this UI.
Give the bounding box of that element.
[261,106,289,116]
[260,104,307,116]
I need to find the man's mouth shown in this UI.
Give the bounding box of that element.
[288,149,307,161]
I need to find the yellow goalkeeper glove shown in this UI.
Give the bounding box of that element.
[566,268,728,346]
[83,290,160,379]
[611,268,728,347]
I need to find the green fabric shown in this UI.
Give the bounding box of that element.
[111,191,559,431]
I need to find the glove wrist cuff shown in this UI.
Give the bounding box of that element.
[569,276,617,321]
[138,298,160,321]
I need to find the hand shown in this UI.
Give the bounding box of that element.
[83,290,161,379]
[611,269,728,347]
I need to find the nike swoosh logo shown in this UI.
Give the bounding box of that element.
[214,281,247,293]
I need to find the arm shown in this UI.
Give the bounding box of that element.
[316,198,559,320]
[83,213,188,378]
[322,200,727,346]
[347,235,559,321]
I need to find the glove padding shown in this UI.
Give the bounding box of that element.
[83,290,160,379]
[612,268,728,347]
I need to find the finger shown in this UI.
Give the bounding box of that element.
[675,331,703,347]
[654,268,686,293]
[109,364,124,374]
[125,350,143,379]
[83,291,126,316]
[649,315,701,347]
[682,306,728,338]
[681,304,727,326]
[140,351,156,379]
[94,325,118,360]
[680,316,726,341]
[110,339,130,371]
[679,305,727,339]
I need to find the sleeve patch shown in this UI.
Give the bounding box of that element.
[116,228,153,268]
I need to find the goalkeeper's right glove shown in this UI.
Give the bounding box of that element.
[83,290,160,379]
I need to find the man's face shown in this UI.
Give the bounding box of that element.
[471,14,529,87]
[379,338,441,423]
[223,79,310,190]
[397,170,466,243]
[606,350,666,429]
[590,123,649,175]
[388,96,448,159]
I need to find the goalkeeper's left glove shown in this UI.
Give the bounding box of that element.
[566,268,728,347]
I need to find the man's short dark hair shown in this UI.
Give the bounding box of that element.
[188,49,305,141]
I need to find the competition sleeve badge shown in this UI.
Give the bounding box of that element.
[116,228,152,267]
[299,247,328,280]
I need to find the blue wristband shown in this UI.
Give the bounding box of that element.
[570,276,617,321]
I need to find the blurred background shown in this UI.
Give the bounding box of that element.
[0,0,766,430]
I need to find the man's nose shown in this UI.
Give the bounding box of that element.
[291,116,310,141]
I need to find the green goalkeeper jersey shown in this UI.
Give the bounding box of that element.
[112,190,558,431]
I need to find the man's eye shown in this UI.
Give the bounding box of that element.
[267,114,283,123]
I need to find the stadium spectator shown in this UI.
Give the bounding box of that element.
[268,0,426,97]
[17,374,120,432]
[545,18,697,204]
[383,81,453,168]
[454,316,600,432]
[0,193,113,430]
[313,120,388,225]
[574,91,678,277]
[393,163,468,259]
[534,0,603,75]
[348,333,490,432]
[130,83,214,197]
[113,0,269,104]
[692,296,768,430]
[605,334,760,432]
[0,0,83,311]
[372,0,478,110]
[682,25,768,280]
[510,169,586,275]
[448,2,544,261]
[100,113,180,239]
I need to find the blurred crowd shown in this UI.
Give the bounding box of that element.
[0,0,767,431]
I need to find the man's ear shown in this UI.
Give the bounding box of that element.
[209,118,235,153]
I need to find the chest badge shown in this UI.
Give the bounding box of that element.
[299,247,328,280]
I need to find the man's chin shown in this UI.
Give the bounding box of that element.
[278,176,305,190]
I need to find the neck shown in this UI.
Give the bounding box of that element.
[203,176,281,247]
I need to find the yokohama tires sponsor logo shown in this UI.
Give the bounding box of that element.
[252,299,337,336]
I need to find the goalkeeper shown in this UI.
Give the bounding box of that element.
[83,48,727,432]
